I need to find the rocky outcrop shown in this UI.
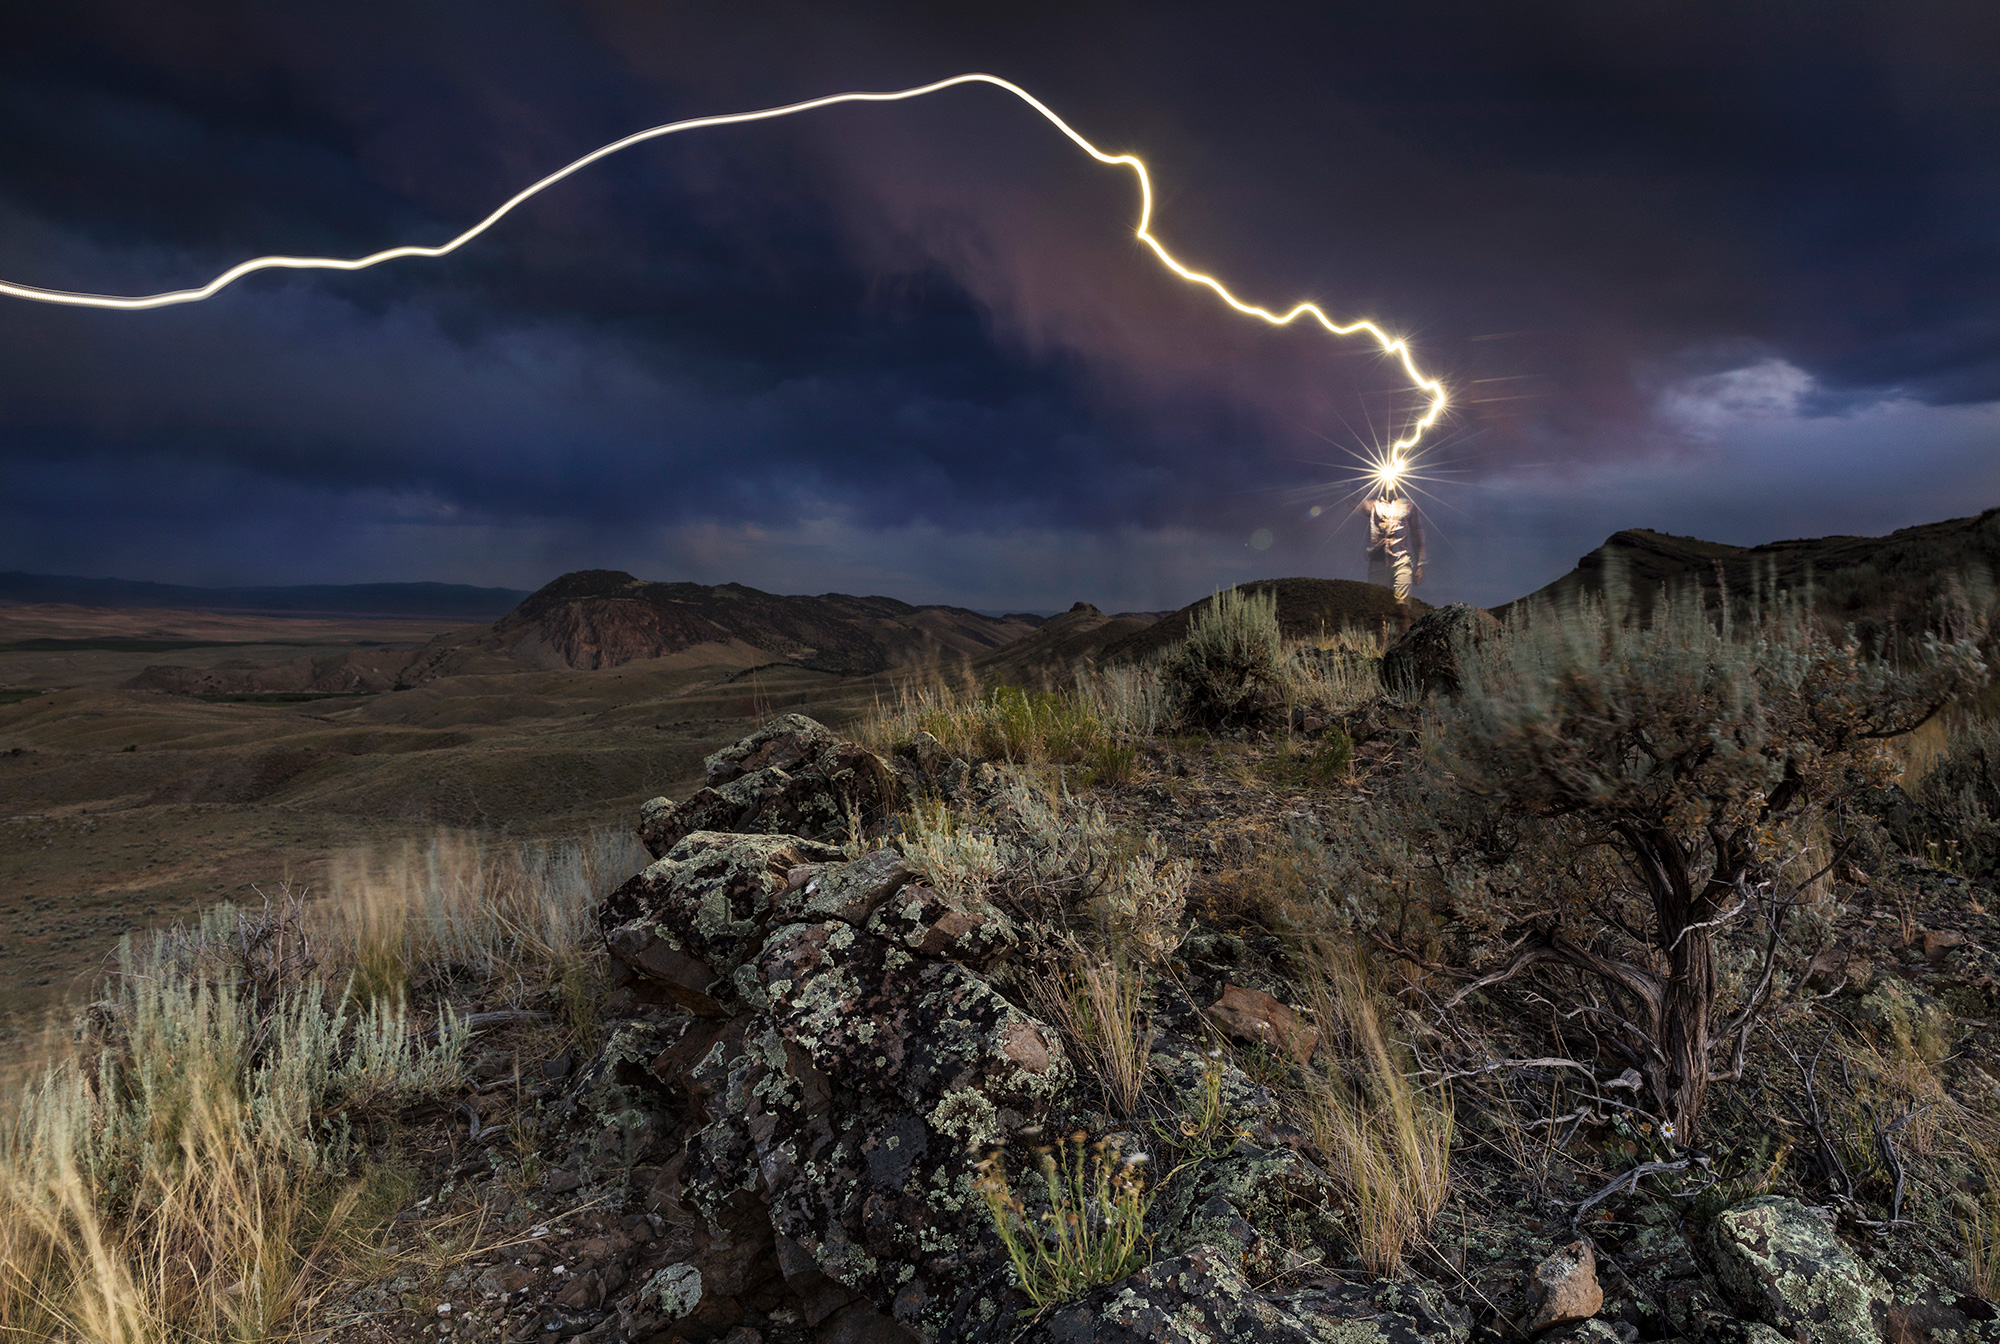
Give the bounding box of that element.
[1707,1197,1884,1344]
[637,715,900,858]
[574,717,1471,1342]
[591,723,1075,1339]
[1380,603,1499,698]
[600,832,852,1014]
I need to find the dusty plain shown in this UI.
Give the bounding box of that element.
[0,602,885,1042]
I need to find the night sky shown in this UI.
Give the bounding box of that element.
[2,3,1996,610]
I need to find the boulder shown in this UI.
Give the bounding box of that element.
[639,716,900,858]
[1706,1196,1883,1344]
[1380,604,1498,698]
[1526,1240,1604,1332]
[654,918,1071,1340]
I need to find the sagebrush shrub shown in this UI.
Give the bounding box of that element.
[1324,585,1984,1137]
[1162,587,1289,733]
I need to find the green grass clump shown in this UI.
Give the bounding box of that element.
[1084,737,1140,788]
[966,684,1104,763]
[976,1135,1153,1310]
[1303,731,1353,785]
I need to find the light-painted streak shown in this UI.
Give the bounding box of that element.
[0,73,1448,449]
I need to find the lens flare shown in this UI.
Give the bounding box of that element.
[0,73,1449,451]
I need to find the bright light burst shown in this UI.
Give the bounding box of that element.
[0,73,1449,452]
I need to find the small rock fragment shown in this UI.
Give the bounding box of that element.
[1206,983,1318,1064]
[1527,1240,1604,1332]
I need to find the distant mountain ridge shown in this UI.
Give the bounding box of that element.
[403,569,1046,679]
[0,571,530,621]
[970,601,1175,683]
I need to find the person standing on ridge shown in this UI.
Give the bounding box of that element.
[1365,474,1424,601]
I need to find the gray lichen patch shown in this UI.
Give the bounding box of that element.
[1707,1196,1886,1344]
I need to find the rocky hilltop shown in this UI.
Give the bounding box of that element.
[303,707,2000,1344]
[1503,507,2000,636]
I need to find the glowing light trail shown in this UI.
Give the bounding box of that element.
[0,73,1448,450]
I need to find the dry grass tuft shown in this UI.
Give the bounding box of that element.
[1302,945,1453,1277]
[1964,1153,2000,1300]
[1033,958,1154,1119]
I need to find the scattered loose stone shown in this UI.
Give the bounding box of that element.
[1526,1240,1603,1333]
[1204,983,1318,1064]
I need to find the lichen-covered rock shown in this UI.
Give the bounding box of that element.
[1020,1247,1468,1343]
[890,728,972,798]
[599,832,845,1013]
[794,849,917,926]
[705,714,843,785]
[1615,1222,1733,1339]
[1159,1143,1348,1279]
[1380,603,1498,698]
[1707,1196,1885,1344]
[639,716,900,857]
[1147,1037,1279,1133]
[863,883,1019,968]
[558,1019,678,1167]
[758,921,1066,1128]
[1537,1321,1624,1344]
[651,919,1070,1340]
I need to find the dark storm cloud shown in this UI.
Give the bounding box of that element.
[0,1,1996,603]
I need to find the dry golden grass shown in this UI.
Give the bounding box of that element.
[1,1084,367,1344]
[1301,945,1453,1277]
[321,831,636,1048]
[1033,958,1154,1119]
[1964,1153,2000,1300]
[0,827,642,1344]
[1195,819,1319,929]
